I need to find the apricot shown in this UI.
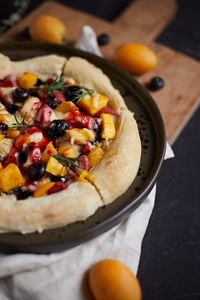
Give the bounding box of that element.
[89,259,142,300]
[114,43,157,74]
[29,15,67,44]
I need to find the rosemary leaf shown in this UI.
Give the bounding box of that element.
[43,75,68,94]
[52,154,83,169]
[9,112,33,134]
[71,86,94,104]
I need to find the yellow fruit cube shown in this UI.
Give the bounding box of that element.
[58,146,75,158]
[46,156,66,176]
[42,142,57,163]
[0,135,5,142]
[67,128,95,144]
[0,162,2,171]
[6,129,20,139]
[33,182,55,198]
[75,170,95,183]
[78,94,109,115]
[101,113,116,139]
[56,101,78,113]
[18,73,38,89]
[88,146,104,167]
[0,163,23,192]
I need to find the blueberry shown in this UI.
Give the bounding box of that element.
[51,175,67,183]
[18,151,28,164]
[16,189,32,200]
[28,163,45,181]
[7,104,20,114]
[29,88,38,97]
[12,88,29,102]
[0,122,8,133]
[97,33,111,46]
[34,78,44,87]
[46,95,58,109]
[149,77,165,91]
[47,120,68,138]
[65,86,82,102]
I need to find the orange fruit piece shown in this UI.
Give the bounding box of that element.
[29,15,67,44]
[114,43,157,74]
[89,259,142,300]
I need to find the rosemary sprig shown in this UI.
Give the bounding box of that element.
[9,113,33,134]
[43,75,68,94]
[52,154,83,169]
[71,86,94,104]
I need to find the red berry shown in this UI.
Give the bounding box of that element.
[47,182,68,195]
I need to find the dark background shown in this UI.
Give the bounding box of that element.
[0,1,200,299]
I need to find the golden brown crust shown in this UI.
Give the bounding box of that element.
[90,110,141,204]
[0,182,102,233]
[0,54,67,80]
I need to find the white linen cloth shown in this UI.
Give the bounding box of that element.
[0,27,174,299]
[0,144,174,300]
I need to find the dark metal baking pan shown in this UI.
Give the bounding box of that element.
[0,42,166,253]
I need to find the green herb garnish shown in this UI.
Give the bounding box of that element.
[52,154,83,169]
[9,113,33,134]
[43,75,68,94]
[71,86,94,104]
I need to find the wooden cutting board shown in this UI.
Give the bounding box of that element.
[0,0,199,144]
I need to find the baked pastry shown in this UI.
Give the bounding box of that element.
[0,54,141,233]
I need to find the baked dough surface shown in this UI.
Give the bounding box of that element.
[0,54,141,233]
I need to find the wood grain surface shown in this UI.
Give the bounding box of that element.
[0,0,199,144]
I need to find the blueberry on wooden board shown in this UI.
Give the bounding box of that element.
[149,77,165,91]
[97,33,111,46]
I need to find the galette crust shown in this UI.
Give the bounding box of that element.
[0,54,141,233]
[0,182,102,233]
[0,54,67,80]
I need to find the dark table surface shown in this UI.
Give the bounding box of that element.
[0,1,200,300]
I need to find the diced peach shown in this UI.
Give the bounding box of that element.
[75,170,95,183]
[67,128,96,144]
[58,146,75,158]
[56,101,79,113]
[42,142,57,163]
[18,73,38,89]
[88,146,104,167]
[6,129,20,139]
[101,113,116,139]
[0,135,4,142]
[33,182,55,198]
[0,163,23,192]
[46,156,66,176]
[78,94,109,116]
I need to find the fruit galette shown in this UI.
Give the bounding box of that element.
[0,54,141,233]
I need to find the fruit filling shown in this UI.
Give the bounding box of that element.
[0,73,118,199]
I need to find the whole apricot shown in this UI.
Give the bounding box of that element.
[89,259,142,300]
[114,43,157,74]
[29,15,67,44]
